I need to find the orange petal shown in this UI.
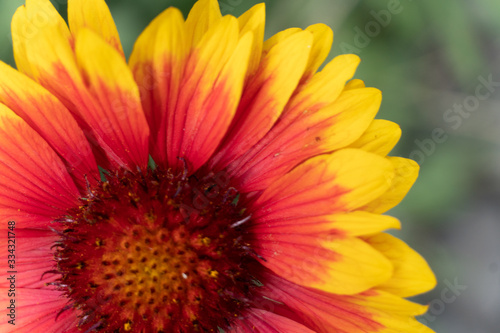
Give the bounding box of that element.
[0,105,79,228]
[68,0,124,56]
[0,61,98,188]
[75,28,150,168]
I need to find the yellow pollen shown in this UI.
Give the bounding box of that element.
[209,270,219,278]
[201,237,211,246]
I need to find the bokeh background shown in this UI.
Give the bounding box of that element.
[1,0,499,332]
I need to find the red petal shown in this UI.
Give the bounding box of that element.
[231,308,316,332]
[0,288,78,333]
[0,229,58,289]
[0,106,79,228]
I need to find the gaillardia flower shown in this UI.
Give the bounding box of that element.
[0,0,436,332]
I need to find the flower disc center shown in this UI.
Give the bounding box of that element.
[53,168,258,332]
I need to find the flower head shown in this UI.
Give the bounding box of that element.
[0,0,436,332]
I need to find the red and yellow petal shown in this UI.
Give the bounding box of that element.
[0,61,98,188]
[68,0,124,56]
[12,0,148,169]
[258,270,433,333]
[0,105,79,228]
[251,149,394,222]
[164,17,252,172]
[74,28,149,168]
[210,30,313,170]
[251,212,400,238]
[365,233,437,297]
[250,232,393,295]
[129,7,188,146]
[226,55,374,192]
[248,149,398,294]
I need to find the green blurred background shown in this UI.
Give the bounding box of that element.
[1,0,499,331]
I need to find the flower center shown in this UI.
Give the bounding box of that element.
[53,167,258,332]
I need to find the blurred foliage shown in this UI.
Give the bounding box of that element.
[0,1,499,332]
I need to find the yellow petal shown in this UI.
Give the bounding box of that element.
[366,233,437,297]
[11,0,75,80]
[185,0,222,48]
[316,237,394,294]
[348,119,402,156]
[345,78,366,90]
[262,27,302,53]
[303,23,333,77]
[362,157,419,213]
[68,0,124,56]
[320,87,382,151]
[330,211,401,236]
[237,3,265,76]
[284,54,360,118]
[360,290,435,333]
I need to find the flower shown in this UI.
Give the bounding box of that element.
[0,0,436,332]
